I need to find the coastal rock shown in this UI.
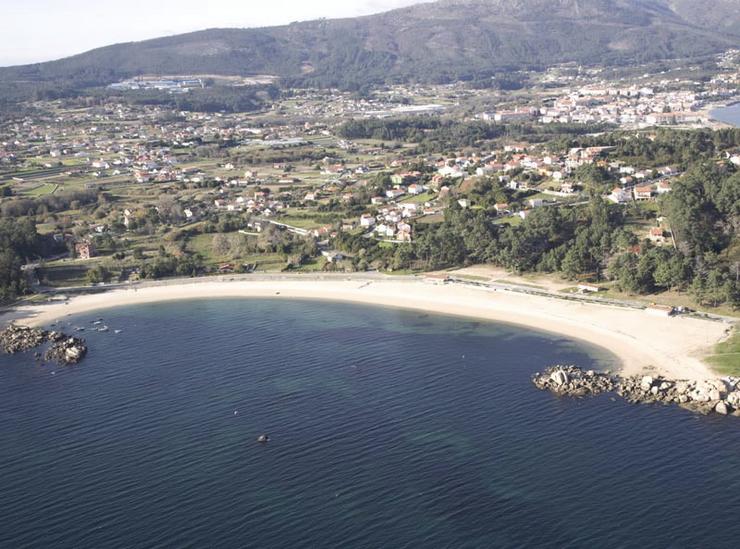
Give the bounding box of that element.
[0,325,49,354]
[715,401,731,416]
[533,367,740,418]
[533,366,615,397]
[45,337,87,365]
[640,376,654,392]
[674,381,691,395]
[684,401,716,415]
[1,323,88,366]
[550,370,569,387]
[708,389,723,402]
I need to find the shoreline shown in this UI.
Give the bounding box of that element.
[2,277,732,381]
[704,99,740,128]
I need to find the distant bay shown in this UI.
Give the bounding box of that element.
[710,102,740,127]
[2,298,740,548]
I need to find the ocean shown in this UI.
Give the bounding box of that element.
[2,298,740,548]
[711,103,740,127]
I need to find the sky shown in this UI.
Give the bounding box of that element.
[0,0,427,67]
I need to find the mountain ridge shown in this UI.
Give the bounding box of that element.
[1,0,739,95]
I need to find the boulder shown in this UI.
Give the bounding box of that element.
[726,392,740,407]
[550,370,569,387]
[640,376,654,391]
[715,401,730,416]
[65,346,83,361]
[708,389,722,402]
[674,381,691,395]
[690,387,711,402]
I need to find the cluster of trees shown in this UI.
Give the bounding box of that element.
[138,252,205,280]
[559,128,740,169]
[231,147,328,166]
[338,117,610,152]
[609,163,739,307]
[0,219,40,302]
[1,189,99,218]
[335,162,738,308]
[112,85,279,114]
[406,199,628,277]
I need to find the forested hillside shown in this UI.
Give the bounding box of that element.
[1,0,739,98]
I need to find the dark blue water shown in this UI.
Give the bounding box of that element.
[711,102,740,127]
[2,299,740,548]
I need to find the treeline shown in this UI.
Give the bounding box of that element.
[0,219,40,302]
[108,85,280,114]
[335,164,738,307]
[337,199,628,277]
[338,117,611,152]
[411,199,629,279]
[611,163,739,306]
[557,128,740,169]
[0,189,99,218]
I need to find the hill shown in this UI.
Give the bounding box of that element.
[1,0,739,97]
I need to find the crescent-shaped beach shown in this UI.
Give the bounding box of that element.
[4,276,732,381]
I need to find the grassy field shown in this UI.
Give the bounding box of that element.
[415,214,444,224]
[24,183,59,197]
[707,328,740,376]
[247,253,285,272]
[493,215,524,227]
[186,233,286,272]
[276,216,329,230]
[291,258,328,272]
[400,191,435,204]
[39,263,93,288]
[1,166,67,181]
[186,233,226,263]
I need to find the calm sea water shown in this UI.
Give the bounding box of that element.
[2,298,740,548]
[711,102,740,127]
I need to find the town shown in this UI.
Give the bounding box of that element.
[1,50,739,316]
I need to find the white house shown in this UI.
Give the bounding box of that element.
[608,187,631,203]
[360,214,376,228]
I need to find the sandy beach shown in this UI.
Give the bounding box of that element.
[3,277,733,380]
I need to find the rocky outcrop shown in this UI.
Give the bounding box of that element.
[532,365,615,397]
[0,325,49,353]
[533,366,740,418]
[1,324,87,365]
[44,337,88,365]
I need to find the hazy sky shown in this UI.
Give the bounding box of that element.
[0,0,426,66]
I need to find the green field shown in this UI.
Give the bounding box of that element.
[400,191,435,204]
[276,216,329,230]
[707,329,740,376]
[186,233,226,263]
[24,183,59,197]
[186,233,285,271]
[247,253,285,272]
[39,263,93,288]
[493,215,524,227]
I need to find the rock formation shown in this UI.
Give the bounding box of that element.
[533,366,740,417]
[1,324,88,365]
